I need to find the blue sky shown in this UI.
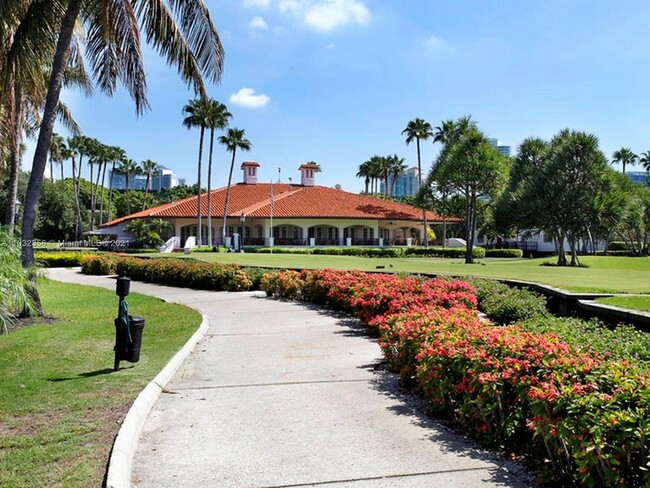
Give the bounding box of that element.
[33,0,650,192]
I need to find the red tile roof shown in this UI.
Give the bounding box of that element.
[101,184,443,227]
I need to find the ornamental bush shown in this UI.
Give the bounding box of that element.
[484,248,524,258]
[35,251,94,267]
[404,246,486,259]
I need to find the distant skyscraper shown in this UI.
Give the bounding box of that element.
[488,137,511,157]
[109,166,180,191]
[380,167,422,197]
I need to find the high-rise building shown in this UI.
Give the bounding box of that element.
[108,166,180,191]
[380,167,422,198]
[488,137,511,157]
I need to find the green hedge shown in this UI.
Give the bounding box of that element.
[484,248,523,258]
[253,247,406,258]
[35,251,96,267]
[81,255,275,292]
[405,246,486,259]
[608,241,627,251]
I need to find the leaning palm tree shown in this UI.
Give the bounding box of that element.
[218,128,252,247]
[611,147,637,175]
[402,118,434,246]
[204,100,232,246]
[182,98,212,246]
[18,0,224,276]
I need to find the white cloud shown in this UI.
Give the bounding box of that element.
[279,0,302,13]
[304,0,370,31]
[250,16,269,30]
[424,35,443,48]
[230,88,270,108]
[243,0,271,8]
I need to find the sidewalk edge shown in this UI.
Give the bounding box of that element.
[105,313,209,488]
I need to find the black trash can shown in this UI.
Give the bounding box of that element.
[123,316,145,363]
[115,315,145,363]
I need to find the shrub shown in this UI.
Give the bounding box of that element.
[81,254,118,275]
[608,241,628,251]
[405,246,486,259]
[484,248,523,258]
[261,269,650,486]
[35,251,93,267]
[465,278,548,324]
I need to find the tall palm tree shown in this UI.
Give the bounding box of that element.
[356,161,372,194]
[205,100,232,246]
[387,154,407,197]
[118,158,140,215]
[18,0,224,273]
[611,147,637,175]
[402,118,434,246]
[48,133,67,182]
[105,146,126,224]
[182,98,212,246]
[140,159,160,211]
[640,150,650,173]
[218,128,252,247]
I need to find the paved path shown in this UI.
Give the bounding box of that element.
[47,269,533,487]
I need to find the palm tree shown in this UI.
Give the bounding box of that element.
[105,146,126,224]
[183,98,212,246]
[48,133,67,182]
[118,158,140,215]
[387,154,407,196]
[140,159,160,211]
[611,147,638,175]
[218,128,252,247]
[205,100,232,246]
[18,0,224,273]
[402,118,434,246]
[356,161,372,194]
[640,150,650,173]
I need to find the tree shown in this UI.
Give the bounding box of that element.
[124,218,171,248]
[182,98,212,246]
[118,158,140,216]
[16,0,224,317]
[387,154,407,196]
[639,150,650,174]
[356,161,372,194]
[402,118,434,247]
[204,100,232,246]
[218,128,252,247]
[140,159,160,211]
[611,147,637,175]
[49,133,67,182]
[432,125,509,263]
[105,146,125,224]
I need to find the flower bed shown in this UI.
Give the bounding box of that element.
[260,269,650,487]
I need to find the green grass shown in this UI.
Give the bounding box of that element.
[595,296,650,312]
[147,252,650,294]
[0,279,201,488]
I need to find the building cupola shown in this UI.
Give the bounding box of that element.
[241,161,260,184]
[299,163,318,187]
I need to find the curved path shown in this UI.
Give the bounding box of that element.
[48,269,533,488]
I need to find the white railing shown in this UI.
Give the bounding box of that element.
[158,236,181,253]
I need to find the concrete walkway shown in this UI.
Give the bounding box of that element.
[47,269,533,488]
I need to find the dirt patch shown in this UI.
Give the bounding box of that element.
[2,315,58,335]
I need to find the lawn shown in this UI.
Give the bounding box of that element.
[595,295,650,312]
[0,279,201,488]
[152,252,650,294]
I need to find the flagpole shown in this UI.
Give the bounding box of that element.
[270,178,273,255]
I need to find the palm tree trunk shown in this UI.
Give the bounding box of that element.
[206,127,215,247]
[222,148,237,246]
[196,127,205,246]
[142,172,151,211]
[4,81,22,233]
[21,0,82,315]
[72,156,82,240]
[50,160,54,183]
[99,161,108,225]
[107,161,116,223]
[417,139,428,248]
[125,171,131,215]
[60,162,64,181]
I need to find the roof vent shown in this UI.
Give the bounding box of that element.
[299,163,318,187]
[241,161,259,184]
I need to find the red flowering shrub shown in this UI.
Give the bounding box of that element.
[261,268,650,487]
